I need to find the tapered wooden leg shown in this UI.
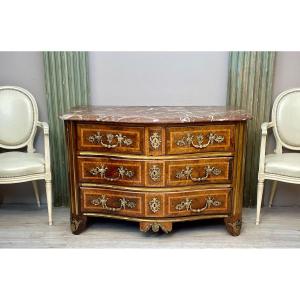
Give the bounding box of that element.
[256,180,264,225]
[224,215,242,236]
[269,181,278,208]
[140,221,172,233]
[71,215,87,235]
[32,181,40,208]
[45,180,53,225]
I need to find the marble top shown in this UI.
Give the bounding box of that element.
[61,106,252,124]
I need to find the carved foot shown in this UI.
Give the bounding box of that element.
[140,222,172,233]
[224,216,242,236]
[71,215,87,235]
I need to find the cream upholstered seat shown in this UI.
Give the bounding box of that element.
[0,152,45,177]
[256,88,300,225]
[265,153,300,177]
[0,86,52,225]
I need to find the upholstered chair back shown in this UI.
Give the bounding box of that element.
[0,86,38,150]
[272,88,300,151]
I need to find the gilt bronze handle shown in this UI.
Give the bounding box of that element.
[176,165,221,182]
[175,196,221,213]
[88,132,133,148]
[89,164,134,181]
[176,132,224,149]
[91,195,136,211]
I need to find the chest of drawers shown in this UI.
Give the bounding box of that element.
[62,106,251,235]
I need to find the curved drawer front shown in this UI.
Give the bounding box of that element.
[78,156,232,187]
[166,157,232,186]
[81,187,144,217]
[78,157,145,187]
[77,123,144,154]
[166,124,235,155]
[81,187,231,218]
[166,188,231,217]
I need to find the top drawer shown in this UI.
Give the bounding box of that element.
[76,123,236,156]
[166,124,235,155]
[77,123,144,154]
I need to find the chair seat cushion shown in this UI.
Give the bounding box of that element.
[265,153,300,177]
[0,151,45,177]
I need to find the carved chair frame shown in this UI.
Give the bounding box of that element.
[0,86,52,225]
[256,88,300,225]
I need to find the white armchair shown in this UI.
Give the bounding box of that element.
[0,86,52,225]
[256,88,300,225]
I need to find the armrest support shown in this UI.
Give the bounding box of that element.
[261,122,273,135]
[37,121,49,135]
[37,121,51,179]
[258,122,274,178]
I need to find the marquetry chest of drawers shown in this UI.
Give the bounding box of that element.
[62,106,251,235]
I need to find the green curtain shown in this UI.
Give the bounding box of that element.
[43,52,89,206]
[227,52,276,207]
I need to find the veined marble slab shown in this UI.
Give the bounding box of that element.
[61,106,252,123]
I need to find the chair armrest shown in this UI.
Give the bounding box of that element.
[261,122,274,135]
[37,121,51,179]
[258,122,274,178]
[37,121,49,135]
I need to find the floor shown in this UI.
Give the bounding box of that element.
[0,204,300,248]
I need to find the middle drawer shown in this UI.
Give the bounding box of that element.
[77,156,233,187]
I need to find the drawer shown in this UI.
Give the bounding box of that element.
[81,187,145,217]
[166,157,233,186]
[77,123,144,154]
[166,188,231,217]
[81,187,231,218]
[78,157,166,187]
[78,156,232,187]
[166,124,235,155]
[78,157,145,187]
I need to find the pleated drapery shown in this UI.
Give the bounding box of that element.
[227,52,276,207]
[43,52,89,206]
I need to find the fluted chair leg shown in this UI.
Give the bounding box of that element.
[269,181,278,208]
[45,180,53,225]
[32,181,40,208]
[256,181,265,225]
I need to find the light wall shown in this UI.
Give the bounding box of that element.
[0,51,299,207]
[89,52,229,106]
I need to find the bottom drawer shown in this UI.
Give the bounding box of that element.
[81,187,231,218]
[166,189,231,217]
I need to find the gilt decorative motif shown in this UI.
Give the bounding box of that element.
[149,197,161,213]
[176,165,221,182]
[149,165,161,181]
[175,196,221,213]
[88,132,133,148]
[149,132,161,150]
[140,222,172,233]
[71,218,82,232]
[89,165,134,181]
[70,216,86,234]
[225,218,242,236]
[91,195,136,211]
[176,132,224,149]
